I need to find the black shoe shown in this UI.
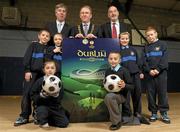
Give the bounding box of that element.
[161,112,171,124]
[149,113,158,122]
[65,109,70,120]
[137,115,150,125]
[14,117,28,126]
[34,119,39,125]
[109,122,122,130]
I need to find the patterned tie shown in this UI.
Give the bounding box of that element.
[112,22,117,38]
[83,24,88,36]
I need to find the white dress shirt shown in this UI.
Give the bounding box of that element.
[111,20,120,37]
[56,20,65,33]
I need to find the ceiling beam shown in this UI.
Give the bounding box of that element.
[168,0,180,11]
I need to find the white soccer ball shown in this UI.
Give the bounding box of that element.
[42,75,62,95]
[103,74,121,92]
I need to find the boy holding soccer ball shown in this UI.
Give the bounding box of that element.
[30,60,69,128]
[104,51,133,130]
[14,29,51,126]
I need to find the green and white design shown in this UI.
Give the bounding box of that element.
[62,38,119,122]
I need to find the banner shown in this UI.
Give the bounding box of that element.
[62,38,120,122]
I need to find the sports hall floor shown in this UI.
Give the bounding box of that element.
[0,93,180,132]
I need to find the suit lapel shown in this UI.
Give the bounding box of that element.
[107,22,112,37]
[61,23,67,34]
[80,23,85,35]
[88,23,92,34]
[50,21,58,36]
[120,22,126,33]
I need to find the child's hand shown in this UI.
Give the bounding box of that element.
[50,92,59,98]
[118,80,125,89]
[153,69,159,75]
[140,73,144,79]
[25,72,32,82]
[149,70,156,76]
[40,90,49,98]
[53,47,61,53]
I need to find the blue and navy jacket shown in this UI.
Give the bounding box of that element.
[120,45,142,74]
[48,46,62,75]
[143,40,168,73]
[23,42,50,73]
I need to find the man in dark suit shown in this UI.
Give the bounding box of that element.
[70,5,100,39]
[45,3,71,45]
[99,5,131,38]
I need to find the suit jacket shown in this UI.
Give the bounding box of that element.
[99,22,132,38]
[45,21,71,38]
[70,23,100,37]
[45,21,71,46]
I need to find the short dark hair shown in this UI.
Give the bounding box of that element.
[55,3,68,12]
[38,29,50,36]
[53,33,63,38]
[119,32,130,38]
[108,51,121,57]
[145,26,157,33]
[43,59,58,71]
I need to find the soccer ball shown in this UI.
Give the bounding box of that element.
[103,74,121,92]
[42,75,62,95]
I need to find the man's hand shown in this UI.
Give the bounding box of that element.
[86,34,97,39]
[75,33,85,38]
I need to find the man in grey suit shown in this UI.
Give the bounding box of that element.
[45,3,71,44]
[99,5,131,38]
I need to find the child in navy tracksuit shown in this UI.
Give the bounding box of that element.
[104,51,134,130]
[14,30,51,126]
[119,32,149,124]
[143,26,170,124]
[31,60,69,128]
[48,33,63,78]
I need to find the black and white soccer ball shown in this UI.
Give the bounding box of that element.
[42,75,62,95]
[103,74,121,92]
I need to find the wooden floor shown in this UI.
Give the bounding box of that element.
[0,93,180,132]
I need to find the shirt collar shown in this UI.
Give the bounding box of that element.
[55,45,60,48]
[44,75,48,80]
[56,20,65,26]
[82,22,90,27]
[121,45,129,49]
[154,39,159,43]
[111,64,121,72]
[111,20,119,25]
